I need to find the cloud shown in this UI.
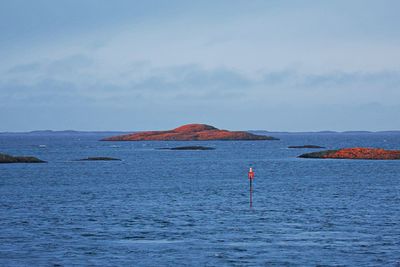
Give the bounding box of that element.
[7,62,42,74]
[2,54,400,110]
[2,62,400,131]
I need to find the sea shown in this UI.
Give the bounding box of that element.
[0,132,399,266]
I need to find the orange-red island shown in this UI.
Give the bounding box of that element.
[102,124,278,141]
[299,148,400,160]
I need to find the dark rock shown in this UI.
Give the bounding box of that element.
[78,157,121,161]
[0,153,46,163]
[288,145,325,149]
[157,146,215,150]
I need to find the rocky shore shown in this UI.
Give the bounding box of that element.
[299,148,400,160]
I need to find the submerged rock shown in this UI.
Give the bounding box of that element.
[0,153,46,163]
[298,148,400,160]
[78,157,121,161]
[288,145,325,149]
[102,124,278,141]
[157,146,215,150]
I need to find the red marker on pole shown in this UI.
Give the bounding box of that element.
[248,167,255,208]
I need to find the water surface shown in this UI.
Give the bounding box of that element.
[1,133,399,266]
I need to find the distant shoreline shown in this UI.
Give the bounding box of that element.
[249,130,400,135]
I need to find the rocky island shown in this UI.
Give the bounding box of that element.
[0,153,46,163]
[298,147,400,160]
[102,124,278,141]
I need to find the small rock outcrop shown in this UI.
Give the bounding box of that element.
[102,124,278,141]
[298,148,400,160]
[288,145,325,149]
[0,153,46,163]
[78,157,121,161]
[157,146,215,150]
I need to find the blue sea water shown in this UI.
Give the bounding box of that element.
[0,133,399,266]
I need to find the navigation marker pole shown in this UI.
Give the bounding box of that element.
[248,167,255,208]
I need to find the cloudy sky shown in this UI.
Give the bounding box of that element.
[1,0,399,131]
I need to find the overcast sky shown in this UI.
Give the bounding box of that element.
[1,0,399,131]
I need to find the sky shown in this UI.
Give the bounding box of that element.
[1,0,400,131]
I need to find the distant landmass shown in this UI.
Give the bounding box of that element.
[102,124,278,141]
[0,130,131,136]
[249,130,400,135]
